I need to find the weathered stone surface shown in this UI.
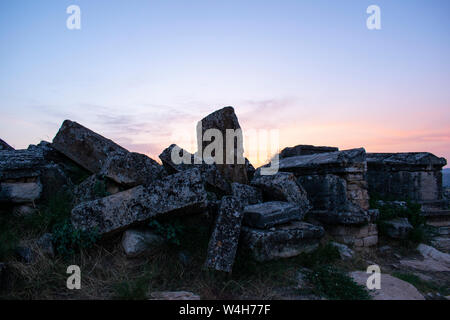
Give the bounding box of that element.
[149,291,200,300]
[0,149,46,180]
[331,242,354,260]
[72,174,120,206]
[251,172,311,213]
[279,144,338,158]
[0,182,42,203]
[37,233,55,258]
[204,196,244,273]
[276,148,366,175]
[382,218,413,239]
[52,120,128,173]
[231,183,262,207]
[367,152,447,204]
[71,168,208,236]
[199,107,248,184]
[328,223,378,247]
[241,221,324,261]
[101,151,166,187]
[12,204,37,217]
[350,271,424,300]
[0,139,14,151]
[159,144,231,194]
[243,201,306,229]
[121,229,164,258]
[274,148,370,225]
[0,142,76,203]
[400,244,450,272]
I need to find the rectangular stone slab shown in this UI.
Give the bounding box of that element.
[204,196,244,273]
[243,201,305,229]
[71,168,207,236]
[52,120,128,173]
[241,221,324,262]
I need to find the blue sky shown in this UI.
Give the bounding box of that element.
[0,0,449,166]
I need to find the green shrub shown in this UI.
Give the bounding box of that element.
[306,265,371,300]
[371,197,426,244]
[24,190,73,234]
[148,219,185,246]
[52,220,99,259]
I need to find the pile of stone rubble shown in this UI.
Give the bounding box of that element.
[0,106,448,273]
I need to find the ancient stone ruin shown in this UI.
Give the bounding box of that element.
[0,106,448,277]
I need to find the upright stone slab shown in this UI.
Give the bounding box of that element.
[243,201,306,229]
[199,107,248,184]
[204,196,244,273]
[241,221,324,261]
[52,120,128,173]
[71,168,208,236]
[251,172,311,213]
[279,144,338,158]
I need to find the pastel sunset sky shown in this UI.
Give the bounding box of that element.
[1,0,449,167]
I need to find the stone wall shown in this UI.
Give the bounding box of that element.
[367,153,447,208]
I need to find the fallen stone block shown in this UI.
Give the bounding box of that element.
[350,271,424,300]
[100,151,166,187]
[71,168,208,236]
[159,144,231,194]
[121,229,164,258]
[382,218,413,239]
[204,196,244,273]
[251,172,311,213]
[331,242,354,260]
[241,221,324,261]
[72,174,120,206]
[12,204,37,217]
[231,183,262,207]
[243,201,306,229]
[0,149,46,180]
[52,120,128,173]
[199,107,248,184]
[0,182,42,203]
[0,139,14,151]
[279,144,338,158]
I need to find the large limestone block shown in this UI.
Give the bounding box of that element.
[199,107,248,184]
[52,120,128,173]
[159,144,231,194]
[204,196,244,273]
[100,151,166,187]
[71,168,208,236]
[279,144,338,158]
[241,221,324,261]
[251,172,311,212]
[243,201,306,229]
[0,182,42,203]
